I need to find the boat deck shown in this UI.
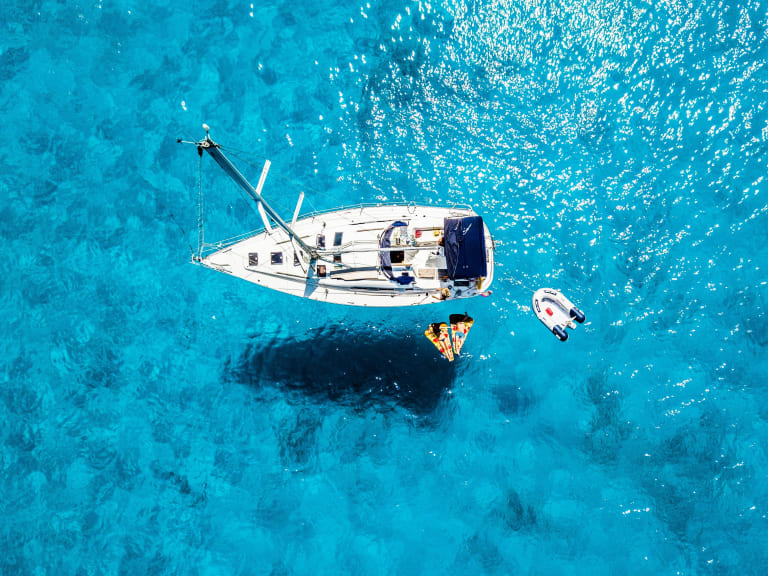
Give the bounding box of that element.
[200,204,494,307]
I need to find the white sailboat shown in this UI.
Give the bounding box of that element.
[184,125,495,307]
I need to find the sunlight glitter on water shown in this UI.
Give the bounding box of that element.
[1,0,767,573]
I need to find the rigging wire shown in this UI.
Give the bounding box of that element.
[200,147,320,267]
[199,144,407,270]
[221,148,297,213]
[221,145,352,215]
[197,151,204,259]
[202,146,276,228]
[169,211,195,257]
[219,146,413,230]
[210,142,462,225]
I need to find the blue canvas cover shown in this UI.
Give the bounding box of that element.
[444,216,487,280]
[379,221,408,279]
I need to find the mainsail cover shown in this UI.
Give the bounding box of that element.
[379,221,408,279]
[444,216,487,279]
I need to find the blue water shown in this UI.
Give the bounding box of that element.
[2,0,767,573]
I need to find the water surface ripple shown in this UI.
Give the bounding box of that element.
[1,0,767,573]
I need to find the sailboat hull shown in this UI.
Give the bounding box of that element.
[199,204,494,307]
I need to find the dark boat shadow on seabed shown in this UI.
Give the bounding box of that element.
[228,323,459,415]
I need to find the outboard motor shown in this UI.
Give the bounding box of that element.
[570,308,586,324]
[553,326,568,341]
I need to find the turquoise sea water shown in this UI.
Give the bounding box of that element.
[2,0,768,573]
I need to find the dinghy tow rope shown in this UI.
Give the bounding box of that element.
[501,274,537,295]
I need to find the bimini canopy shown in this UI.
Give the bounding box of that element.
[444,216,487,280]
[379,221,408,279]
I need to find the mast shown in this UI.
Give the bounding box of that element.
[196,125,316,259]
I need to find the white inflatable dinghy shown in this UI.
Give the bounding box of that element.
[532,288,585,341]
